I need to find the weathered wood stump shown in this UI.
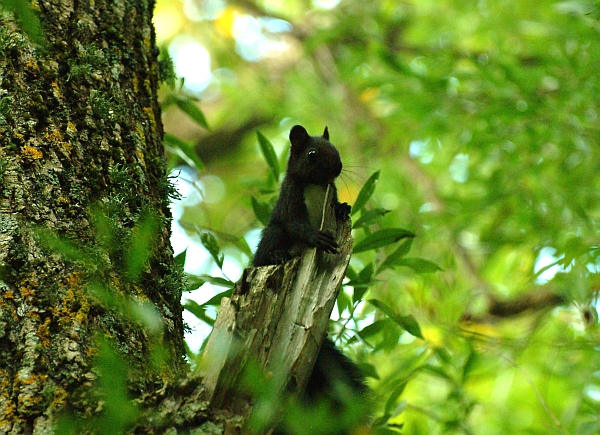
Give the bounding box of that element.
[201,194,353,434]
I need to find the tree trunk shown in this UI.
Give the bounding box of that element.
[0,2,185,433]
[0,3,352,434]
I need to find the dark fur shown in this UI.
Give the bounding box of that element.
[253,125,350,266]
[253,126,366,434]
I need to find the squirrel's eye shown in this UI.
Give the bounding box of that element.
[308,149,317,158]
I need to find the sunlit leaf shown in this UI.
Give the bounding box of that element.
[352,207,391,229]
[336,290,351,317]
[368,299,423,339]
[351,263,374,303]
[353,228,415,253]
[94,338,140,433]
[378,238,414,271]
[251,196,272,226]
[36,229,89,265]
[185,274,207,291]
[164,133,204,170]
[0,0,45,45]
[395,258,441,273]
[257,131,280,181]
[183,299,215,326]
[198,230,224,268]
[345,265,359,281]
[174,249,187,270]
[384,381,408,417]
[357,319,390,340]
[233,236,254,259]
[357,362,379,380]
[125,214,157,280]
[198,274,234,288]
[423,363,453,380]
[174,96,208,129]
[201,288,233,306]
[352,170,380,215]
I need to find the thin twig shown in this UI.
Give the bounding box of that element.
[498,353,570,435]
[319,184,331,231]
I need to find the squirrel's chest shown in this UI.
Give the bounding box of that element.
[304,184,329,229]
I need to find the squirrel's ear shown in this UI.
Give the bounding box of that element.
[290,125,309,146]
[323,126,329,141]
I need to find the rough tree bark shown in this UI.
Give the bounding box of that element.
[0,2,352,434]
[0,2,185,433]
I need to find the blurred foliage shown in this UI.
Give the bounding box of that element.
[40,208,168,434]
[55,337,140,435]
[159,0,600,433]
[0,0,45,44]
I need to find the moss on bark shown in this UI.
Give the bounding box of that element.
[0,1,185,432]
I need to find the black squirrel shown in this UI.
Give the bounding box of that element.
[253,125,367,434]
[253,124,351,266]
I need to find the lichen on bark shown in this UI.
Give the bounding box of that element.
[0,1,186,433]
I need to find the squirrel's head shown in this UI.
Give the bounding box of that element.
[287,125,342,185]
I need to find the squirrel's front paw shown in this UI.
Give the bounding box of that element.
[311,230,338,254]
[268,250,292,264]
[335,202,351,220]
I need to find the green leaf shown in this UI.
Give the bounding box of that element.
[533,260,560,280]
[257,131,280,181]
[93,338,140,432]
[198,230,224,268]
[198,274,234,288]
[0,0,45,45]
[373,425,404,434]
[384,381,408,417]
[336,290,351,317]
[200,288,233,306]
[395,258,441,273]
[174,249,187,270]
[36,229,89,265]
[378,238,414,271]
[561,236,587,266]
[184,274,234,291]
[174,97,209,129]
[368,299,423,339]
[357,319,390,340]
[164,133,204,170]
[356,362,379,380]
[185,274,207,291]
[233,236,254,259]
[352,170,380,215]
[423,363,453,380]
[352,263,374,303]
[352,207,391,229]
[345,265,359,281]
[251,196,272,226]
[353,228,415,253]
[183,299,215,326]
[125,214,157,280]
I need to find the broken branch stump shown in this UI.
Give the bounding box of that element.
[200,212,352,433]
